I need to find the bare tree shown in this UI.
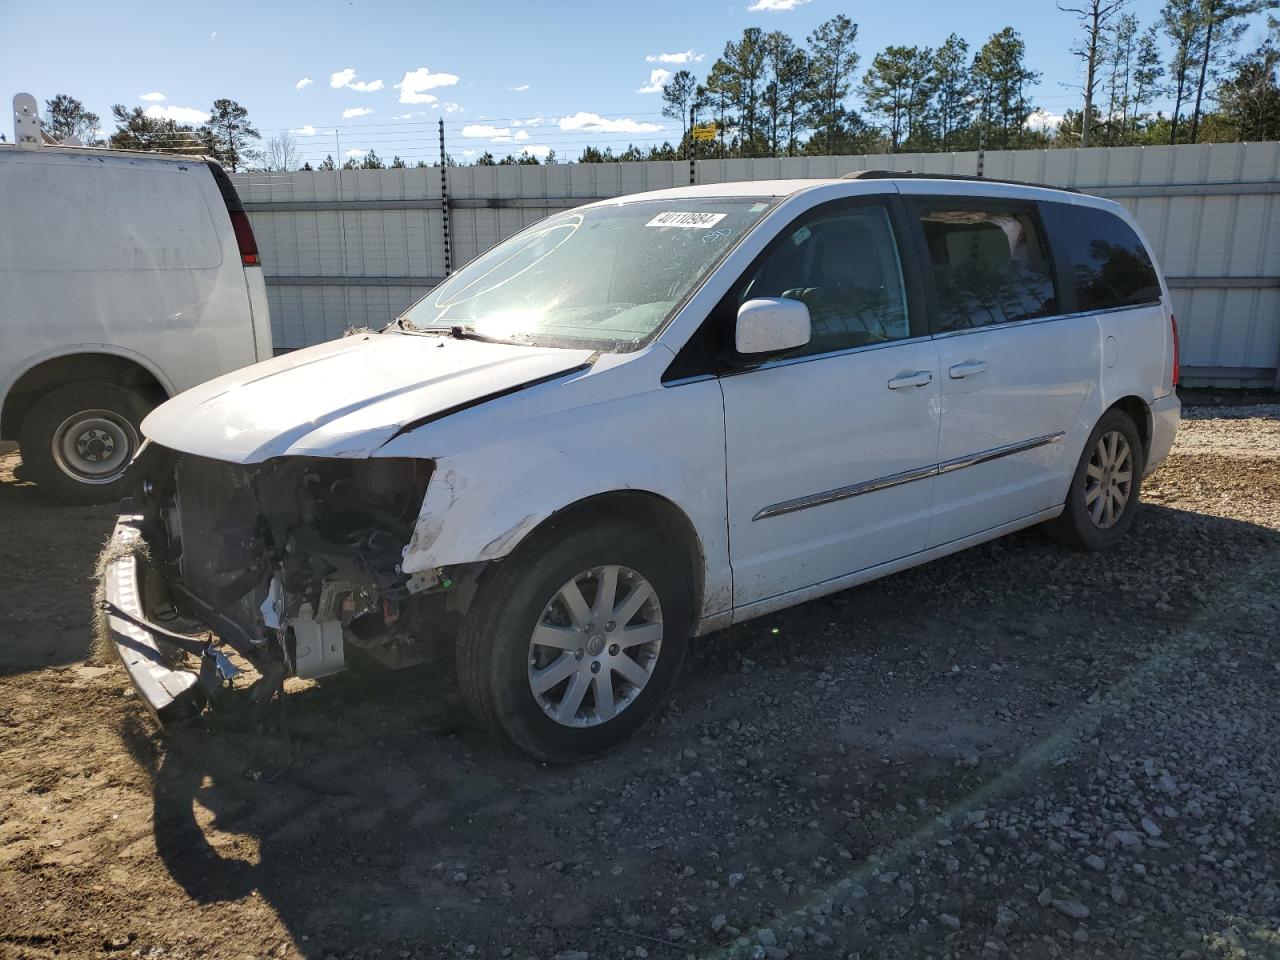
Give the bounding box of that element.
[264,131,301,171]
[1060,0,1128,147]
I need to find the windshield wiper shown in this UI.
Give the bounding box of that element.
[448,325,508,344]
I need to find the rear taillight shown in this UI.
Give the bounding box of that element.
[1170,314,1180,387]
[229,209,260,266]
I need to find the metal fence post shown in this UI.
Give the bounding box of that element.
[439,118,453,277]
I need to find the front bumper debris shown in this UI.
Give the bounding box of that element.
[102,516,210,726]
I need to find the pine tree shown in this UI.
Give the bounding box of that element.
[862,46,933,150]
[1188,0,1267,142]
[805,15,861,154]
[661,69,698,149]
[1059,0,1127,147]
[1161,0,1206,142]
[971,28,1041,149]
[1215,15,1280,140]
[199,99,260,171]
[715,27,769,154]
[43,94,99,144]
[928,35,974,151]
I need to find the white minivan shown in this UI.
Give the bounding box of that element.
[0,134,272,502]
[102,173,1179,762]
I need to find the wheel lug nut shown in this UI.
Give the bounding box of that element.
[575,650,584,660]
[605,621,616,632]
[590,661,601,674]
[608,643,620,656]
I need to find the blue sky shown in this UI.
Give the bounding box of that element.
[2,0,1255,164]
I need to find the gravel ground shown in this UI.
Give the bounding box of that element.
[1,398,1278,960]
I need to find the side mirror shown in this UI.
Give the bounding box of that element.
[735,297,812,356]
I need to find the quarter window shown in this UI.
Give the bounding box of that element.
[1041,203,1161,311]
[739,205,911,356]
[917,206,1057,332]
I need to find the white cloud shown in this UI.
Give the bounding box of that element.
[139,91,166,102]
[514,130,530,142]
[509,83,530,92]
[558,112,662,134]
[747,0,810,9]
[522,145,552,159]
[461,124,510,138]
[646,50,703,64]
[330,68,384,92]
[637,69,672,94]
[442,102,464,114]
[396,66,459,104]
[292,125,319,136]
[342,106,373,118]
[144,104,210,124]
[295,77,314,91]
[210,31,217,40]
[345,148,365,159]
[511,115,544,127]
[1027,109,1064,130]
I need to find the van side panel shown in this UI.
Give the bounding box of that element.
[0,149,261,419]
[1039,195,1178,487]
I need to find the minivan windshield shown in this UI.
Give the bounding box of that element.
[399,197,775,350]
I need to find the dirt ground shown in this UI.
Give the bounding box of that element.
[1,396,1278,960]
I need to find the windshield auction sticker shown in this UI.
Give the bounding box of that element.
[645,211,728,228]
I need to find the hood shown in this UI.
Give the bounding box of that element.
[141,331,595,463]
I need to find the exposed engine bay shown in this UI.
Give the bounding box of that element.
[125,445,468,716]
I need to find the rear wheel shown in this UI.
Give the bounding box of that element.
[456,519,691,763]
[1047,408,1145,551]
[18,383,152,504]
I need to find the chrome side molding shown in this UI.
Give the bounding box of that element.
[752,431,1065,521]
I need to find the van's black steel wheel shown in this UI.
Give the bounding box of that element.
[456,519,691,763]
[1048,408,1145,551]
[18,383,152,505]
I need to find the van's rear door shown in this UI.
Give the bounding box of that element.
[206,161,273,361]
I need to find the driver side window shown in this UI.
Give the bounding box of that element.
[741,205,910,357]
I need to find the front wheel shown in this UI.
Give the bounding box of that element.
[1047,408,1145,551]
[456,519,691,763]
[18,383,152,505]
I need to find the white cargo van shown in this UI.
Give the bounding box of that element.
[0,102,271,503]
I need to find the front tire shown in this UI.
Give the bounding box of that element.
[456,518,691,763]
[18,383,152,505]
[1047,408,1145,551]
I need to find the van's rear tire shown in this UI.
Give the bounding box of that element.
[456,518,691,764]
[1047,408,1145,551]
[18,383,151,505]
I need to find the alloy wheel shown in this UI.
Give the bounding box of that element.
[1085,429,1133,529]
[527,565,663,727]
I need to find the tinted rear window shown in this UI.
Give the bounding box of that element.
[916,205,1058,332]
[1042,203,1161,312]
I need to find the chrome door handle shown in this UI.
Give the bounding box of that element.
[887,370,934,390]
[948,360,988,379]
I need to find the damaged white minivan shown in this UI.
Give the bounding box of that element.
[103,173,1180,762]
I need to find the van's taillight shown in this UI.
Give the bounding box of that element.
[230,210,260,266]
[1170,314,1181,387]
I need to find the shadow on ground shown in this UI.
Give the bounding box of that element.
[128,502,1280,958]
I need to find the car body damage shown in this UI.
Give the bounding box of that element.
[107,325,731,726]
[139,332,597,463]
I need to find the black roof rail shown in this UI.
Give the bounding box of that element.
[840,169,1080,194]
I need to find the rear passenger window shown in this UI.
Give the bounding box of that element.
[916,206,1057,332]
[739,205,910,357]
[1041,203,1161,311]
